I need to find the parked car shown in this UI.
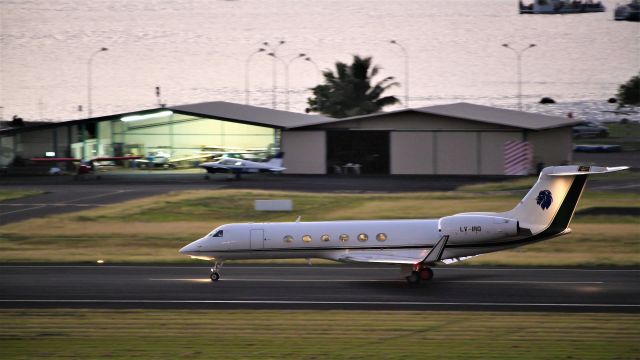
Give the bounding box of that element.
[574,144,622,153]
[572,122,609,138]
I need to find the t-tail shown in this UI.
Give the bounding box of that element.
[501,165,629,238]
[437,165,629,262]
[265,152,284,168]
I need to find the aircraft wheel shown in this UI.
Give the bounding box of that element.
[419,268,434,281]
[406,271,420,285]
[210,272,220,282]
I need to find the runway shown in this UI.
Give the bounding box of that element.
[1,265,638,312]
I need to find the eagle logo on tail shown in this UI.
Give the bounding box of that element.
[536,190,553,210]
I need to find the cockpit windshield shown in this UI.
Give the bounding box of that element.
[211,230,224,237]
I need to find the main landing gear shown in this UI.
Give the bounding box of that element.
[210,262,223,282]
[405,264,434,285]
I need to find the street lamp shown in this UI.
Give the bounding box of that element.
[245,48,265,105]
[269,53,306,111]
[390,40,409,108]
[263,40,286,109]
[502,43,536,111]
[87,47,108,120]
[305,57,321,84]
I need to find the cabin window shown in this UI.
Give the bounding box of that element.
[302,235,312,243]
[339,234,349,242]
[357,233,368,242]
[283,235,293,243]
[211,230,223,237]
[321,234,330,242]
[376,233,387,242]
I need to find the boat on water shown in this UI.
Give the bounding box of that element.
[614,0,640,21]
[519,0,605,14]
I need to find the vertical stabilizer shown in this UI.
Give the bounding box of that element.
[502,165,628,236]
[265,152,284,168]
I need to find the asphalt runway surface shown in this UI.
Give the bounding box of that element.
[1,265,638,312]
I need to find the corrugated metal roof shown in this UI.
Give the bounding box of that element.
[417,102,581,130]
[169,101,331,129]
[0,102,332,136]
[291,102,582,130]
[0,101,580,136]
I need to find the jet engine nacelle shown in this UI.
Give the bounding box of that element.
[438,215,519,244]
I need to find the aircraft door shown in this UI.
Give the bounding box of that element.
[250,229,264,249]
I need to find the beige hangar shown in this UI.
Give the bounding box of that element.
[282,103,580,175]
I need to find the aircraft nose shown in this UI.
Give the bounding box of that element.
[179,241,199,255]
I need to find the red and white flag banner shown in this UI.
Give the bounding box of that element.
[504,140,533,175]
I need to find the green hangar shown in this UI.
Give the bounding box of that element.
[0,102,327,170]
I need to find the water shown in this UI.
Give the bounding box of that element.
[1,0,639,122]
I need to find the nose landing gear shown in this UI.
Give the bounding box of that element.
[210,262,223,282]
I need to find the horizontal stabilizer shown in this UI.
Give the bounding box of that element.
[547,165,629,176]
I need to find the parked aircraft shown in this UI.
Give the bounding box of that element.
[180,165,628,283]
[30,155,142,179]
[200,152,285,179]
[134,150,210,169]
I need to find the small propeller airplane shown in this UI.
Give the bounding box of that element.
[134,150,211,169]
[180,165,628,284]
[30,155,142,179]
[200,152,285,180]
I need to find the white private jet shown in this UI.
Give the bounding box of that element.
[200,152,285,179]
[180,165,628,284]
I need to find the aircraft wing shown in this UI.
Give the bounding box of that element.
[201,162,232,170]
[167,154,209,163]
[92,156,142,162]
[32,156,141,162]
[329,249,431,265]
[31,157,81,162]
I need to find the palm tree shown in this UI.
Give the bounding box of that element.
[306,55,400,118]
[617,72,640,106]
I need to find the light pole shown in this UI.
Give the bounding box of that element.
[390,40,409,108]
[87,47,108,120]
[269,53,306,111]
[305,56,321,84]
[245,48,265,105]
[502,43,536,112]
[263,40,286,109]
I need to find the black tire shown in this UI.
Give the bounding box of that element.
[419,268,434,281]
[406,271,420,285]
[210,272,220,281]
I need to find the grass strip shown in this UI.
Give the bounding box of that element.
[1,309,638,360]
[0,190,43,202]
[0,189,637,265]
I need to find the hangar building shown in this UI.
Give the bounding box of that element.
[0,102,328,169]
[0,101,578,176]
[282,102,580,175]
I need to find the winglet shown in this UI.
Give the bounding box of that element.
[423,235,449,264]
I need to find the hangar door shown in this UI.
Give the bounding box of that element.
[327,131,389,174]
